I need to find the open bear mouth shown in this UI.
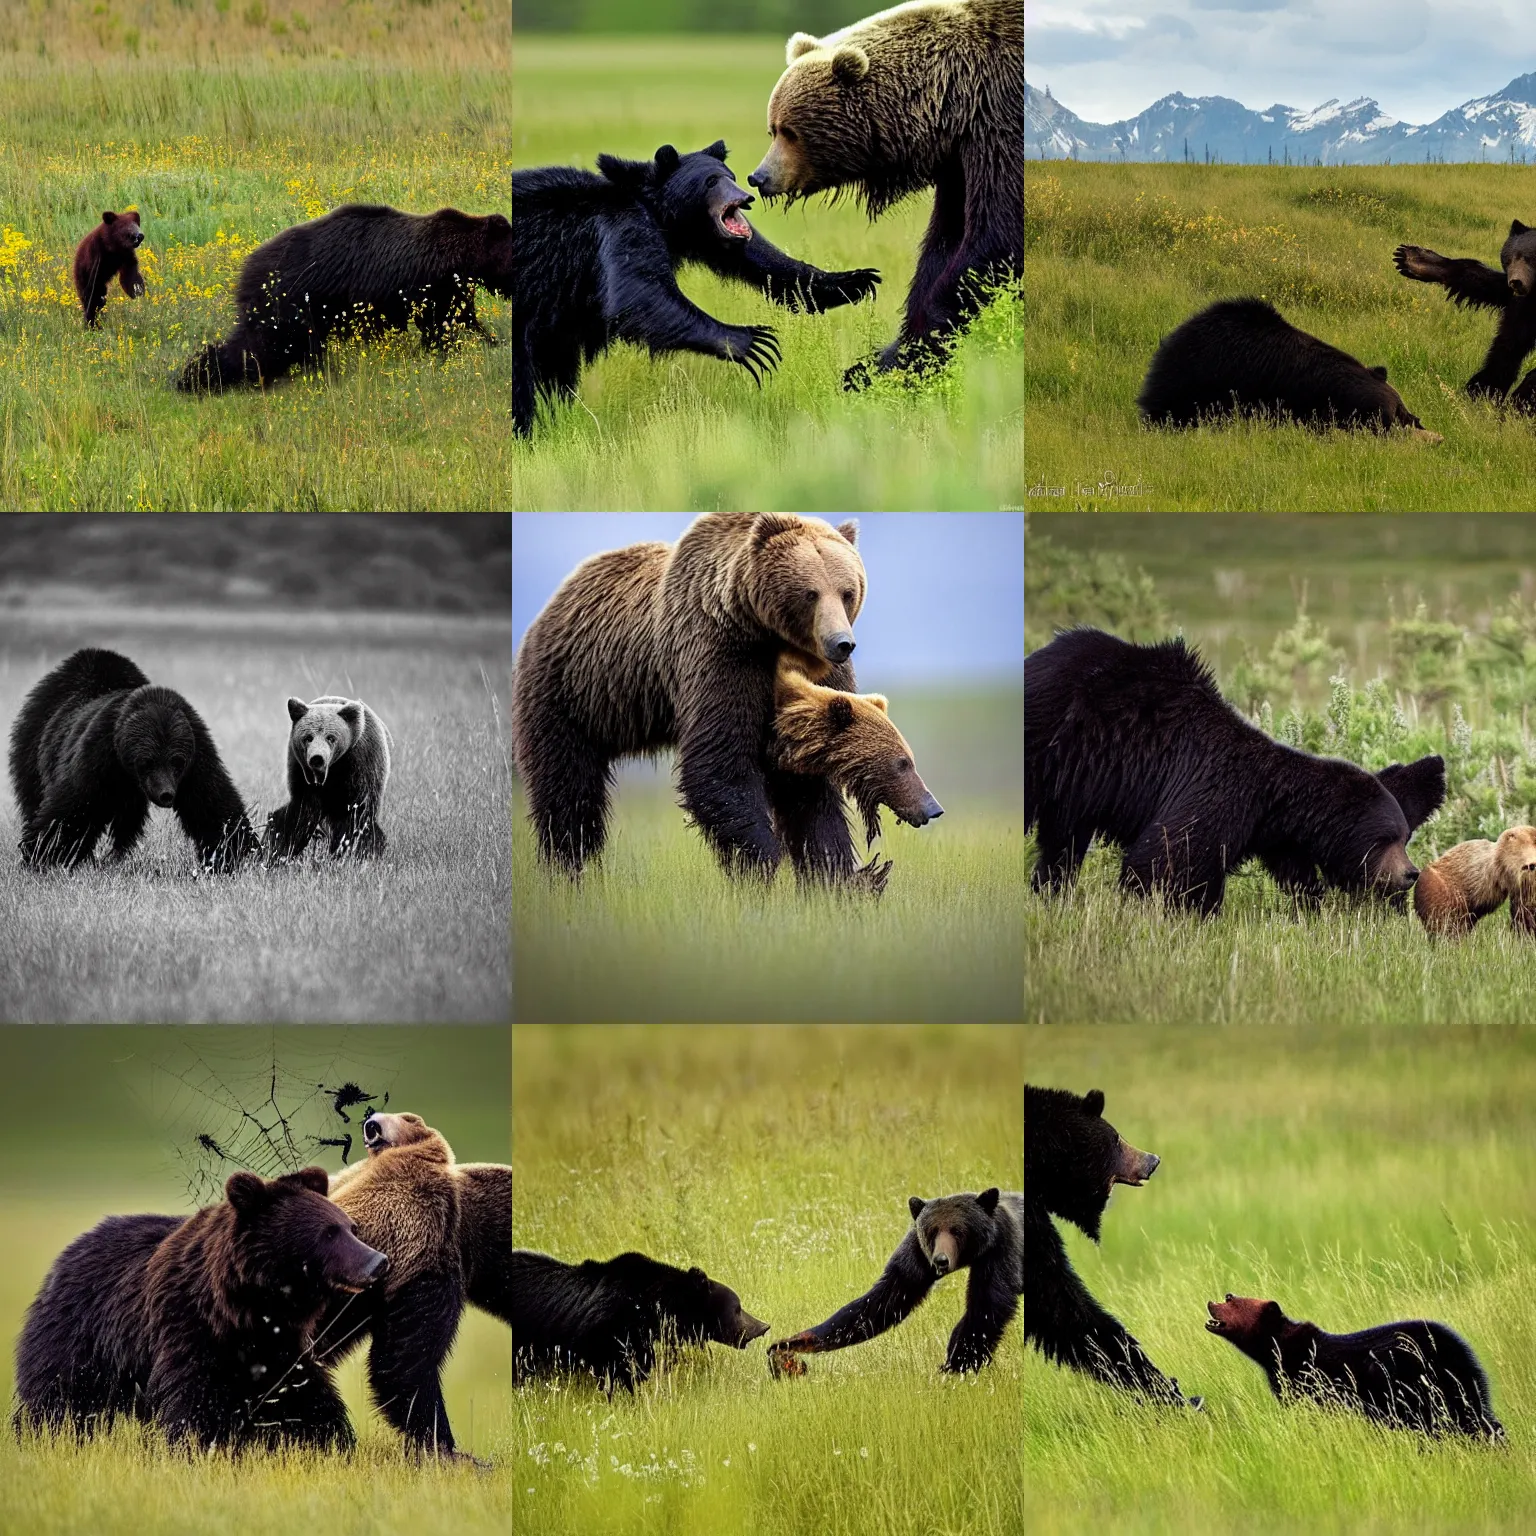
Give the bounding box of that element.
[1205,1303,1226,1332]
[714,195,753,242]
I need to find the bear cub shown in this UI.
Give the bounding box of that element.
[74,210,146,328]
[266,694,391,859]
[1413,825,1536,936]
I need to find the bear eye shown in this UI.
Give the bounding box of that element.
[170,756,186,772]
[327,734,337,744]
[781,127,798,144]
[805,588,818,603]
[843,589,854,604]
[896,757,910,772]
[325,1223,341,1238]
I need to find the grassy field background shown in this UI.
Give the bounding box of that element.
[0,0,509,511]
[512,1023,1024,1536]
[0,1025,511,1536]
[511,38,1023,511]
[0,609,510,1022]
[1026,1024,1536,1534]
[512,686,1024,1022]
[1026,162,1536,510]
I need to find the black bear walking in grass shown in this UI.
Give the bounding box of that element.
[1395,222,1536,409]
[73,210,146,328]
[511,140,879,435]
[767,1188,1022,1378]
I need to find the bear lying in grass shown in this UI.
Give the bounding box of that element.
[1413,825,1536,936]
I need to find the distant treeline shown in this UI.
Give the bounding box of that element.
[514,0,866,32]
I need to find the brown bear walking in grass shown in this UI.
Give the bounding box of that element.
[1413,825,1536,936]
[73,210,146,328]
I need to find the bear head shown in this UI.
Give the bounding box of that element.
[1206,1295,1288,1362]
[114,685,197,807]
[99,209,144,253]
[287,697,367,787]
[772,658,942,842]
[1492,824,1536,897]
[1502,219,1536,298]
[221,1166,389,1321]
[908,1189,1001,1277]
[1025,1085,1160,1242]
[598,141,757,253]
[730,513,864,665]
[360,1110,452,1165]
[477,210,513,297]
[677,1269,769,1349]
[1315,755,1444,896]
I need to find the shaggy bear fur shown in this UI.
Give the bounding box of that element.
[748,0,1024,387]
[510,1249,768,1392]
[1395,222,1536,409]
[768,1187,1022,1378]
[1025,627,1446,914]
[1413,825,1536,937]
[1138,299,1439,437]
[74,210,146,328]
[8,647,256,871]
[1206,1295,1503,1438]
[13,1168,388,1450]
[266,694,391,860]
[511,140,879,435]
[1026,1085,1195,1405]
[177,205,510,392]
[513,513,877,886]
[324,1112,509,1457]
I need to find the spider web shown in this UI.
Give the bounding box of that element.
[141,1030,402,1207]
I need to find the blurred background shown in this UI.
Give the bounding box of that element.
[515,1,872,33]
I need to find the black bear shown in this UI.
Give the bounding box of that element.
[73,210,146,328]
[1206,1294,1504,1438]
[510,1249,768,1391]
[1025,627,1446,915]
[1138,299,1440,438]
[1025,1085,1195,1405]
[177,205,510,391]
[767,1188,1022,1378]
[748,0,1023,387]
[266,694,391,860]
[8,648,256,871]
[13,1168,389,1450]
[1395,223,1536,409]
[511,140,879,435]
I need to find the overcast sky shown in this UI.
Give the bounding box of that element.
[512,514,1023,685]
[1026,1,1532,125]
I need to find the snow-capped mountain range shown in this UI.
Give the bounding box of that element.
[1026,74,1536,164]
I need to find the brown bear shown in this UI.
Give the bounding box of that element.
[73,210,146,328]
[324,1112,508,1457]
[265,694,391,860]
[747,0,1023,387]
[1413,825,1536,936]
[512,513,880,886]
[13,1168,388,1450]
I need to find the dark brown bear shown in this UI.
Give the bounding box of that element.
[73,210,146,328]
[1207,1294,1503,1438]
[13,1169,388,1450]
[513,513,884,888]
[177,204,511,391]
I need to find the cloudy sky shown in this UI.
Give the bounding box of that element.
[1026,1,1533,125]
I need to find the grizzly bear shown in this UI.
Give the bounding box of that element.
[1026,628,1446,914]
[265,694,391,860]
[513,513,878,886]
[512,140,880,435]
[1138,300,1440,438]
[1206,1294,1503,1438]
[8,647,256,871]
[74,210,146,328]
[511,1248,768,1392]
[324,1111,509,1456]
[768,1188,1022,1379]
[1413,825,1536,936]
[1025,1085,1196,1405]
[1395,222,1536,408]
[747,0,1023,387]
[13,1168,389,1450]
[177,204,510,392]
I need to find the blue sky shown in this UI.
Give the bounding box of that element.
[512,514,1023,685]
[1026,1,1530,125]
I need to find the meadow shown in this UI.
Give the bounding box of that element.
[511,1023,1024,1536]
[1026,161,1536,510]
[511,686,1024,1022]
[0,0,509,511]
[0,1024,512,1536]
[1026,1024,1536,1534]
[0,609,511,1022]
[511,38,1023,511]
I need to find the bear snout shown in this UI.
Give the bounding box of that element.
[917,790,943,823]
[822,632,855,663]
[362,1249,390,1283]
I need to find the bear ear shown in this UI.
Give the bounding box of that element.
[750,512,800,547]
[596,153,652,191]
[1370,365,1388,381]
[287,697,308,722]
[225,1171,267,1212]
[1513,219,1530,236]
[786,31,820,63]
[836,519,858,546]
[827,696,855,731]
[830,45,870,86]
[102,211,117,224]
[908,1196,926,1221]
[1262,1301,1284,1325]
[653,145,681,179]
[703,140,728,161]
[1083,1088,1105,1117]
[339,703,362,732]
[124,210,140,224]
[287,1167,330,1196]
[976,1188,1000,1214]
[866,693,888,714]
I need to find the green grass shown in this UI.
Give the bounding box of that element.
[1026,1024,1536,1534]
[1025,162,1536,511]
[511,1023,1024,1536]
[0,1025,511,1536]
[511,38,1023,511]
[0,611,511,1022]
[0,2,509,510]
[511,687,1025,1022]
